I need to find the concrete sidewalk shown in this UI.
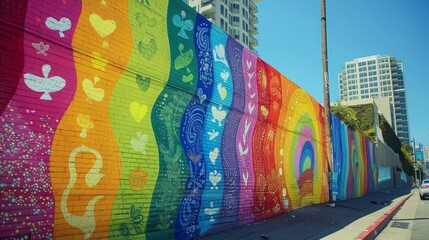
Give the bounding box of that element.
[376,189,428,240]
[201,187,413,240]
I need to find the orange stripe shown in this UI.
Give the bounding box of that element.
[50,1,132,238]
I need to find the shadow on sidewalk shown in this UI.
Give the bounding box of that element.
[201,187,412,240]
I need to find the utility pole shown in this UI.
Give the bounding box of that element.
[321,0,333,200]
[412,138,417,186]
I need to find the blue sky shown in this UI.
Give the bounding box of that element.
[257,0,429,146]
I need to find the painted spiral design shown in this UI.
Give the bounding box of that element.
[182,103,205,151]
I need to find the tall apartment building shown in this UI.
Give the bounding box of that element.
[338,55,410,143]
[187,0,259,53]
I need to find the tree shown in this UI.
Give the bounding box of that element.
[330,103,359,132]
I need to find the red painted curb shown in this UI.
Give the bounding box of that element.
[355,194,412,240]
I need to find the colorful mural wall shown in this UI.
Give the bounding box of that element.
[0,0,403,239]
[331,114,377,201]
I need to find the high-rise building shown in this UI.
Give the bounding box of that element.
[338,55,410,143]
[187,0,259,54]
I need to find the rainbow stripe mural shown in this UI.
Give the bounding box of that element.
[0,0,386,239]
[331,114,377,201]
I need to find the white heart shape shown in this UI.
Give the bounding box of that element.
[45,17,71,38]
[221,70,229,82]
[209,170,221,188]
[209,148,219,165]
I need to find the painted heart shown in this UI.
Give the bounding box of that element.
[214,45,225,58]
[130,102,148,123]
[89,13,117,38]
[220,70,229,82]
[211,105,227,127]
[76,113,94,129]
[182,73,194,83]
[217,83,227,101]
[209,170,221,189]
[209,148,219,165]
[45,17,71,38]
[91,52,109,71]
[131,131,148,154]
[136,74,151,92]
[82,77,105,102]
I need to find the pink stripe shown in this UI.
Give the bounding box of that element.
[0,1,81,238]
[236,48,258,223]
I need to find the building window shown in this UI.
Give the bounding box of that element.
[358,62,367,66]
[233,29,240,40]
[368,71,376,76]
[232,16,240,26]
[232,3,240,13]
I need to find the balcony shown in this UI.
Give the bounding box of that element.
[232,20,240,27]
[250,1,259,13]
[202,0,214,4]
[250,13,259,24]
[250,25,259,35]
[201,2,215,16]
[250,35,259,47]
[231,7,240,14]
